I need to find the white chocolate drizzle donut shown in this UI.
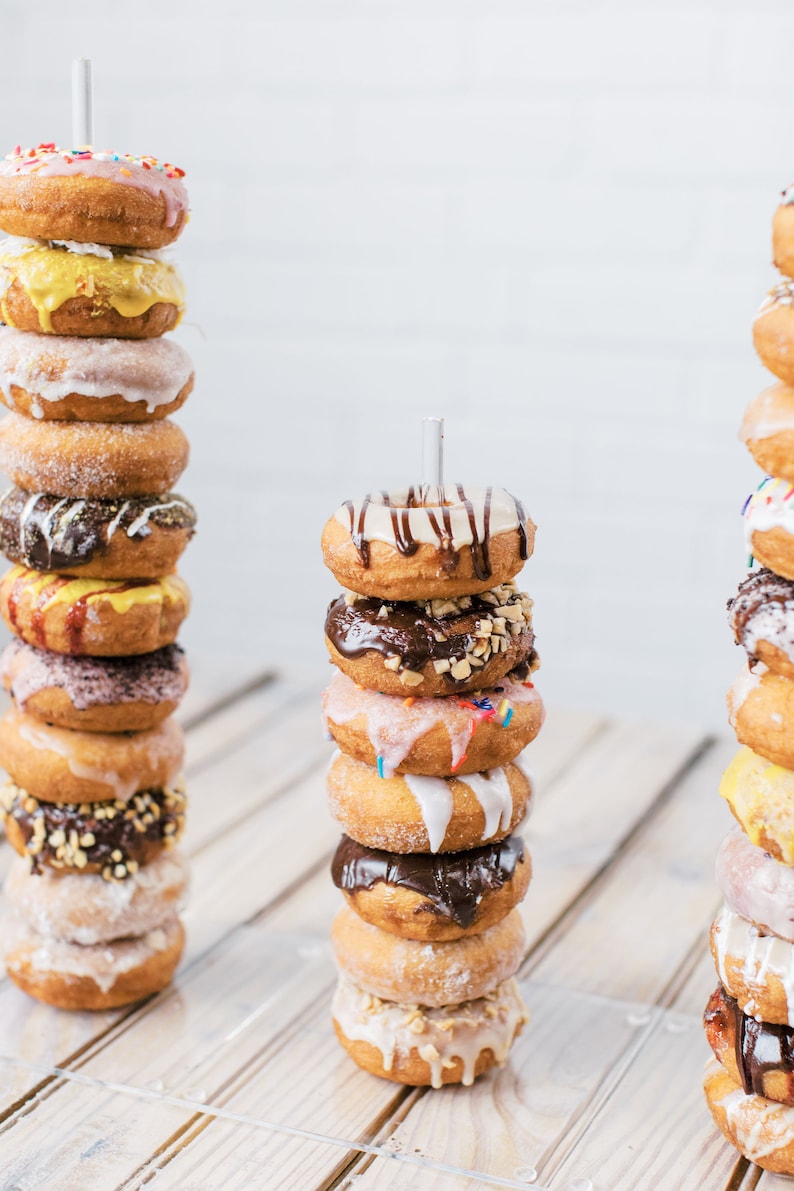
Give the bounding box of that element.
[717,827,794,944]
[402,769,513,850]
[756,280,794,322]
[711,903,794,1024]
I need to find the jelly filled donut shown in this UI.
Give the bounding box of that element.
[720,745,794,864]
[744,478,794,581]
[0,145,188,249]
[728,663,794,769]
[0,413,189,498]
[0,488,196,579]
[0,327,194,422]
[705,984,794,1105]
[0,640,188,733]
[704,1057,794,1175]
[332,974,528,1088]
[741,384,794,481]
[322,485,536,600]
[0,707,184,803]
[331,833,530,941]
[325,581,538,698]
[729,568,794,682]
[711,903,794,1026]
[774,189,794,281]
[323,670,543,778]
[0,566,190,656]
[327,751,532,853]
[754,281,794,388]
[716,826,794,945]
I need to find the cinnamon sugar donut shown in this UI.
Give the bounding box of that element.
[0,707,183,804]
[331,904,525,1007]
[705,984,794,1105]
[0,566,190,656]
[744,478,794,580]
[0,412,189,498]
[323,671,543,778]
[0,640,187,733]
[322,485,535,600]
[741,384,794,480]
[774,192,794,281]
[0,327,194,422]
[332,975,528,1088]
[704,1057,794,1175]
[327,752,532,853]
[720,745,794,864]
[727,663,794,769]
[331,833,530,941]
[754,281,794,387]
[711,903,794,1026]
[729,568,794,682]
[0,145,188,249]
[716,827,794,945]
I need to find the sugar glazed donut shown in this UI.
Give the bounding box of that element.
[727,663,794,769]
[774,188,794,281]
[322,485,535,600]
[754,281,794,388]
[0,327,194,422]
[704,1055,794,1175]
[716,827,794,945]
[744,478,794,580]
[729,568,794,681]
[705,984,794,1105]
[741,384,794,480]
[720,746,794,864]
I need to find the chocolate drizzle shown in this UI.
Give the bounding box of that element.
[729,568,794,661]
[707,985,794,1096]
[331,834,524,927]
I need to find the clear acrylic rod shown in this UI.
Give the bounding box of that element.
[421,416,444,505]
[72,58,93,148]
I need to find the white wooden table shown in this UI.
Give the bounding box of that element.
[0,660,779,1190]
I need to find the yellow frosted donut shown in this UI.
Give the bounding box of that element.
[720,745,794,863]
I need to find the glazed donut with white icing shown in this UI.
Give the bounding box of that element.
[727,662,794,769]
[323,669,543,779]
[754,281,794,388]
[0,566,190,656]
[0,327,193,422]
[0,640,187,733]
[711,903,794,1026]
[720,745,794,864]
[327,751,531,853]
[774,188,794,281]
[741,384,794,481]
[729,568,794,682]
[0,412,188,498]
[0,144,188,249]
[704,1057,794,1175]
[744,477,794,581]
[332,974,528,1088]
[717,826,794,945]
[322,485,535,600]
[705,984,794,1106]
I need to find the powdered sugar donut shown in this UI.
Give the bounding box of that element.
[720,745,794,864]
[744,477,794,580]
[754,281,794,387]
[741,384,794,480]
[727,662,794,769]
[729,568,794,681]
[716,827,794,944]
[711,903,794,1025]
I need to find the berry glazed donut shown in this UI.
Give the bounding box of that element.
[0,566,190,656]
[331,833,530,941]
[332,975,528,1088]
[0,144,188,249]
[727,662,794,769]
[323,670,543,778]
[729,568,794,682]
[741,384,794,481]
[2,779,185,878]
[325,581,538,698]
[5,849,189,944]
[0,488,196,579]
[774,188,794,281]
[0,327,194,422]
[711,903,794,1026]
[327,752,532,853]
[704,1057,794,1175]
[0,707,184,803]
[716,827,794,945]
[753,281,794,387]
[0,640,188,733]
[331,904,525,1008]
[322,485,535,600]
[0,237,185,338]
[720,745,794,864]
[0,412,189,498]
[744,478,794,580]
[705,984,794,1105]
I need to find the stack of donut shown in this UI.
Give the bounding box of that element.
[321,484,544,1087]
[704,187,794,1170]
[0,144,195,1010]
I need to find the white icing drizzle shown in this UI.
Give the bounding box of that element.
[105,500,131,542]
[712,903,794,1023]
[727,663,765,724]
[125,499,185,539]
[402,775,454,852]
[738,591,794,668]
[713,1061,794,1162]
[744,477,794,552]
[464,769,513,839]
[755,280,794,322]
[333,484,524,552]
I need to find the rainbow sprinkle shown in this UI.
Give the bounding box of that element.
[377,756,385,779]
[502,708,514,728]
[4,144,185,178]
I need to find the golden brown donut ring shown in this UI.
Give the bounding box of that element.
[0,566,190,656]
[332,975,528,1087]
[323,670,543,778]
[328,752,532,853]
[705,984,794,1105]
[331,904,525,1007]
[4,913,184,1010]
[0,707,184,804]
[704,1058,794,1174]
[774,201,794,280]
[741,384,794,482]
[710,904,794,1026]
[754,286,794,386]
[0,412,188,498]
[728,664,794,769]
[744,478,794,580]
[0,328,194,422]
[728,568,794,682]
[720,745,794,864]
[322,485,535,600]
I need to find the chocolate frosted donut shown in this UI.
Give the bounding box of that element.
[705,984,794,1105]
[332,833,531,941]
[1,779,185,879]
[0,640,188,732]
[0,488,196,579]
[325,581,538,698]
[729,568,794,681]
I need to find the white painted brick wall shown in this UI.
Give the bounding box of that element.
[0,0,791,729]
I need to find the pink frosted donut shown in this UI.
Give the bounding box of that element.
[716,827,794,943]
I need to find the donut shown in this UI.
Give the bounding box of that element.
[704,1057,794,1174]
[774,192,794,281]
[717,827,794,945]
[325,581,538,698]
[4,848,189,944]
[0,707,183,804]
[331,904,525,1008]
[711,903,794,1026]
[0,640,188,732]
[0,327,194,422]
[3,912,184,1010]
[728,663,794,768]
[322,485,535,600]
[0,144,188,249]
[744,477,794,580]
[741,384,794,481]
[1,778,185,878]
[331,833,530,941]
[754,281,794,387]
[705,984,794,1105]
[729,568,794,681]
[0,413,189,498]
[0,566,190,656]
[0,488,196,579]
[332,974,528,1088]
[720,745,794,864]
[327,752,532,853]
[0,238,185,338]
[323,670,543,778]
